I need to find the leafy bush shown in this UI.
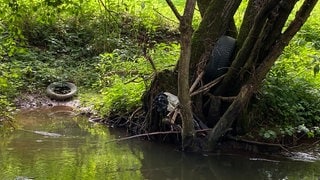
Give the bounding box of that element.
[0,62,23,121]
[97,77,145,116]
[251,41,320,140]
[91,42,179,116]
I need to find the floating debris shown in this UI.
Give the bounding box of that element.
[20,129,62,137]
[15,176,35,180]
[32,130,62,137]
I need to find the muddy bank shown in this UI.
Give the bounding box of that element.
[14,93,95,116]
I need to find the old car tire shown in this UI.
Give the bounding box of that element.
[46,82,77,101]
[204,36,236,83]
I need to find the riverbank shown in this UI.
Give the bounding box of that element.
[9,93,320,162]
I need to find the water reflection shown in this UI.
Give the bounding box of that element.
[0,106,142,179]
[134,141,320,180]
[0,106,320,179]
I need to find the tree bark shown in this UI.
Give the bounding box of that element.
[177,0,197,148]
[197,0,210,18]
[209,84,254,148]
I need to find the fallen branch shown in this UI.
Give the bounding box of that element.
[106,129,212,144]
[226,135,292,154]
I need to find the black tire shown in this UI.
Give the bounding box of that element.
[46,82,77,101]
[204,36,236,83]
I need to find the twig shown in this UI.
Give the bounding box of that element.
[142,47,157,73]
[189,71,204,93]
[152,7,179,24]
[129,107,142,122]
[190,75,225,97]
[124,75,145,84]
[170,109,179,124]
[97,0,118,21]
[118,107,143,127]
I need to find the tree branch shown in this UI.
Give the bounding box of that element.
[215,0,279,95]
[254,0,319,83]
[166,0,182,21]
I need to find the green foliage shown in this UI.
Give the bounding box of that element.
[259,75,320,125]
[91,42,179,116]
[259,128,277,141]
[252,68,320,140]
[0,62,23,121]
[97,77,145,116]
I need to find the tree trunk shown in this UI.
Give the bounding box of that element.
[176,0,197,149]
[209,84,254,148]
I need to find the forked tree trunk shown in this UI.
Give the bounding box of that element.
[142,0,318,151]
[208,0,318,147]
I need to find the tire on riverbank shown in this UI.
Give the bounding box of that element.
[46,82,77,101]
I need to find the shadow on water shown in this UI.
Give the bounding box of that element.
[0,106,320,179]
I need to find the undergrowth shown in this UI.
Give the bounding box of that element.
[80,42,179,116]
[0,0,180,122]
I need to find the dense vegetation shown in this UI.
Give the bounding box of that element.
[0,0,319,143]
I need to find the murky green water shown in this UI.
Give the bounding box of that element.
[1,106,320,180]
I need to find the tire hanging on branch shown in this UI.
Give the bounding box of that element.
[204,36,236,83]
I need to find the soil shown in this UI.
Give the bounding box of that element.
[14,93,95,116]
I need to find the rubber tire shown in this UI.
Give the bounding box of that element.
[204,36,236,83]
[46,82,77,101]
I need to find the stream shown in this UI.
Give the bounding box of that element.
[1,106,320,179]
